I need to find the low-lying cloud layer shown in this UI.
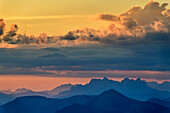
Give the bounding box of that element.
[0,43,170,80]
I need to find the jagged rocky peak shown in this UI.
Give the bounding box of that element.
[102,77,109,81]
[136,77,142,82]
[89,77,110,84]
[121,77,147,86]
[121,77,133,83]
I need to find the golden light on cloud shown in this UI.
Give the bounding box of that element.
[4,15,97,20]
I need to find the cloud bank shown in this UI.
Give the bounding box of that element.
[66,0,170,44]
[0,0,169,46]
[0,1,170,81]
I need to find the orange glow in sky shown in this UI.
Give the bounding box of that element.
[0,75,168,91]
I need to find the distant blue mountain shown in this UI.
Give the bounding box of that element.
[0,77,169,105]
[56,89,170,113]
[0,84,74,105]
[56,77,170,101]
[147,81,170,92]
[12,84,73,97]
[0,92,15,105]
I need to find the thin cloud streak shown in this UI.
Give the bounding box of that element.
[34,69,170,80]
[4,15,97,20]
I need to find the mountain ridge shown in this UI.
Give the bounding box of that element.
[56,89,170,113]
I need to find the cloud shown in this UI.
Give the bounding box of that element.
[1,1,169,46]
[0,1,170,82]
[91,0,170,43]
[0,43,170,80]
[0,19,5,36]
[28,68,170,80]
[4,15,96,20]
[100,0,168,26]
[55,1,169,46]
[121,1,168,26]
[7,24,19,37]
[1,64,170,80]
[0,44,19,48]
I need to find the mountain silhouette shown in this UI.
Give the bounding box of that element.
[0,92,15,105]
[0,77,169,104]
[47,83,73,96]
[1,89,170,113]
[147,97,170,108]
[56,89,170,113]
[0,84,74,104]
[147,81,170,92]
[0,95,94,113]
[14,88,32,94]
[56,77,170,101]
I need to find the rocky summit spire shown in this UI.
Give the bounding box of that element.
[103,77,109,81]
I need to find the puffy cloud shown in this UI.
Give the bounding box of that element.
[94,0,170,43]
[148,21,168,33]
[0,19,5,36]
[121,1,168,25]
[58,1,169,45]
[0,1,169,46]
[6,24,19,37]
[101,0,168,26]
[1,24,19,43]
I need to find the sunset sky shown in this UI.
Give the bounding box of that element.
[1,0,169,35]
[0,0,170,91]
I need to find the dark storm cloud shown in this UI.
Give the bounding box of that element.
[0,44,170,72]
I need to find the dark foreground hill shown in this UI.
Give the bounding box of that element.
[147,97,170,108]
[56,89,170,113]
[1,89,170,113]
[0,95,94,113]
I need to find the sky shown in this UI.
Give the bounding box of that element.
[0,0,170,91]
[0,0,169,35]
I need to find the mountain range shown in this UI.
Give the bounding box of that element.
[0,77,169,105]
[1,89,170,113]
[55,77,170,101]
[147,81,170,92]
[56,89,170,113]
[147,97,170,108]
[0,83,73,104]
